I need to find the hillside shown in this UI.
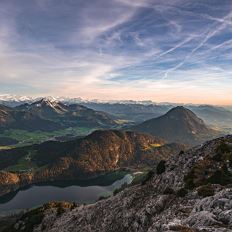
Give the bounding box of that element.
[5,135,232,232]
[132,106,220,145]
[0,130,186,197]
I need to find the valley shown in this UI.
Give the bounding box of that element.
[0,129,186,198]
[0,127,94,149]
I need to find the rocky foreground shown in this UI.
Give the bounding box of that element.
[3,135,232,232]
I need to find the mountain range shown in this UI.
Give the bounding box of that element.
[188,105,232,129]
[0,99,225,147]
[82,102,171,123]
[1,95,232,132]
[0,98,116,132]
[84,102,232,130]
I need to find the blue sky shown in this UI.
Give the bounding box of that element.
[0,0,232,104]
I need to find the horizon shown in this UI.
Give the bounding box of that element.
[0,0,232,104]
[0,93,232,106]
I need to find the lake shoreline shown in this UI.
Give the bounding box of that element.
[0,172,133,214]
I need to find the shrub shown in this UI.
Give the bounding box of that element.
[98,195,110,201]
[207,165,231,186]
[197,184,215,197]
[56,206,65,216]
[184,172,195,190]
[71,202,77,210]
[183,142,232,191]
[216,143,231,154]
[141,170,155,185]
[179,150,185,155]
[163,187,175,195]
[156,160,166,174]
[176,188,188,197]
[212,153,222,162]
[169,224,196,232]
[18,208,44,232]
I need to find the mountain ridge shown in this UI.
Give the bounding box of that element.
[0,130,186,197]
[0,99,117,132]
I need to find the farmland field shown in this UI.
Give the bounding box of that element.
[0,127,95,148]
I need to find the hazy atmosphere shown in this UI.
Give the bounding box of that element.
[0,0,231,104]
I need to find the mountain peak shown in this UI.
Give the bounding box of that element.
[35,98,55,105]
[167,106,193,114]
[132,106,218,145]
[165,106,200,120]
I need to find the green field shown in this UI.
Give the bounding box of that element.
[0,127,96,171]
[1,127,95,148]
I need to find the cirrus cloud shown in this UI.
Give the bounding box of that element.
[0,0,231,104]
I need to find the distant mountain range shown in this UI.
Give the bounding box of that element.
[0,130,186,197]
[0,98,116,132]
[0,98,228,146]
[188,105,232,129]
[131,106,220,145]
[0,95,232,131]
[84,103,232,129]
[0,94,164,106]
[82,102,172,123]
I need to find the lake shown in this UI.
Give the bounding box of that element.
[0,174,133,214]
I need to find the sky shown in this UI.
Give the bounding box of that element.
[0,0,232,105]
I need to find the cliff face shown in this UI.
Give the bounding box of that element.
[8,135,232,232]
[0,130,185,197]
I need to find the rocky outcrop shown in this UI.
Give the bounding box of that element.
[184,189,232,228]
[6,135,232,232]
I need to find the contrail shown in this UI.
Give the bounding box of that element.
[163,11,232,78]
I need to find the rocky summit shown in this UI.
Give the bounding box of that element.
[5,135,232,232]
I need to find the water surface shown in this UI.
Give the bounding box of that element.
[0,174,133,213]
